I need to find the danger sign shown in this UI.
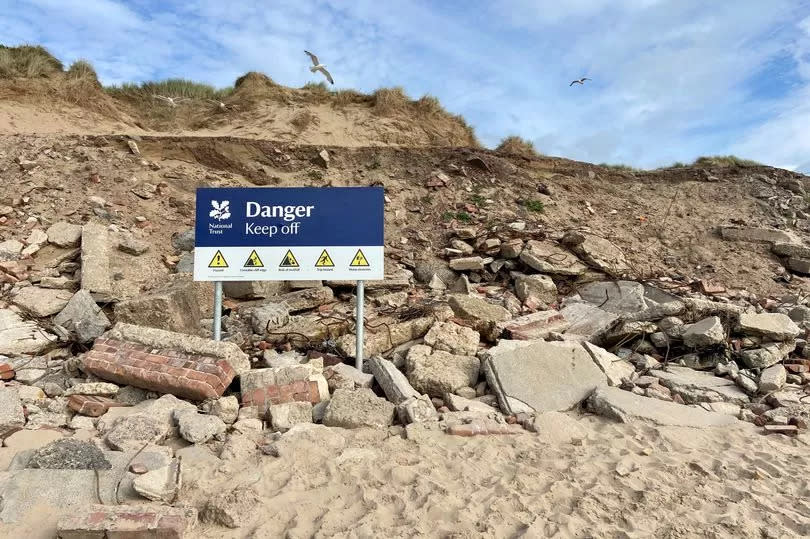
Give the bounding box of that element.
[193,187,384,281]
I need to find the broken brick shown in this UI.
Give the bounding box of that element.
[68,394,127,417]
[56,504,197,538]
[0,362,14,381]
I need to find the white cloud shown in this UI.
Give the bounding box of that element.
[1,1,809,170]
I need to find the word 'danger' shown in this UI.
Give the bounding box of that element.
[193,187,384,281]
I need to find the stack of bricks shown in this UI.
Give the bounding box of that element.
[82,338,235,401]
[0,362,14,381]
[240,365,321,413]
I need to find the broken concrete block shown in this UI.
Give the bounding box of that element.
[448,294,511,341]
[57,504,197,538]
[581,342,635,386]
[740,341,796,369]
[564,232,629,275]
[519,240,587,276]
[0,387,25,436]
[444,393,496,414]
[737,313,801,341]
[652,366,749,404]
[336,316,433,357]
[12,286,73,317]
[368,356,420,405]
[576,281,646,314]
[46,221,82,248]
[247,302,290,334]
[53,289,110,343]
[719,226,799,245]
[202,395,239,424]
[587,386,737,427]
[83,336,237,401]
[324,362,374,391]
[0,239,23,261]
[174,410,226,444]
[323,388,395,429]
[80,222,114,301]
[106,323,250,375]
[449,256,486,271]
[396,394,439,424]
[105,414,170,451]
[223,280,287,300]
[683,316,726,348]
[483,340,607,414]
[202,486,260,529]
[0,308,56,355]
[405,344,480,398]
[264,313,351,347]
[114,277,203,335]
[133,460,181,503]
[514,274,558,304]
[269,401,313,432]
[759,364,787,393]
[278,286,334,312]
[423,320,480,356]
[559,302,619,343]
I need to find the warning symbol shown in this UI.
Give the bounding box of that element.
[279,250,299,268]
[350,249,370,267]
[244,250,264,268]
[315,249,335,268]
[208,250,229,268]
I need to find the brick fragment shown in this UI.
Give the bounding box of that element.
[0,362,14,381]
[56,504,197,538]
[68,395,127,417]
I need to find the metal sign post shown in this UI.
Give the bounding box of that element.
[213,281,223,341]
[355,280,364,370]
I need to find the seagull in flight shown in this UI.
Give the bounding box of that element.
[152,95,187,107]
[304,50,334,85]
[569,77,591,86]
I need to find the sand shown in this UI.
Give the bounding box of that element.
[174,415,810,538]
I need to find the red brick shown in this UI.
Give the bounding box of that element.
[57,504,196,539]
[68,395,127,417]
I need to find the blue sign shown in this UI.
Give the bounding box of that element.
[193,187,385,281]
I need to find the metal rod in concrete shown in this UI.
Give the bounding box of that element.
[213,281,223,341]
[355,280,365,371]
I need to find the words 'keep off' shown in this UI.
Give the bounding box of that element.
[193,187,384,281]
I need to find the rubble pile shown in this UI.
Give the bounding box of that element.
[0,162,809,535]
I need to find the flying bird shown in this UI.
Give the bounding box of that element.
[304,50,334,85]
[569,77,591,86]
[152,95,187,107]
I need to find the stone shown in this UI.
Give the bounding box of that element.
[559,302,619,343]
[574,281,644,315]
[448,294,511,341]
[652,366,749,404]
[27,439,111,470]
[11,286,73,317]
[683,316,726,348]
[772,242,810,258]
[720,226,799,245]
[787,258,810,275]
[582,342,635,386]
[57,504,197,538]
[172,229,195,252]
[759,364,787,393]
[483,340,607,414]
[588,386,738,427]
[515,274,558,305]
[737,313,801,341]
[396,394,439,424]
[335,316,433,358]
[740,341,796,369]
[224,280,287,300]
[67,395,122,417]
[202,486,260,529]
[0,239,23,261]
[133,460,180,502]
[248,302,290,333]
[203,395,239,424]
[46,221,82,248]
[54,290,110,343]
[405,344,480,398]
[528,411,587,444]
[323,388,396,429]
[520,240,587,276]
[0,387,25,436]
[39,276,79,290]
[499,310,570,341]
[174,410,226,444]
[80,222,114,301]
[269,401,313,432]
[324,362,374,391]
[114,277,204,335]
[65,382,119,397]
[0,308,55,355]
[368,356,420,405]
[118,235,149,256]
[278,286,334,312]
[423,321,480,356]
[565,233,630,275]
[444,393,496,414]
[736,374,759,395]
[115,385,149,406]
[105,414,168,451]
[449,256,486,271]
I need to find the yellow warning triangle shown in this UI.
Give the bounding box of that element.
[315,249,335,267]
[279,249,299,268]
[244,250,264,268]
[350,249,370,267]
[208,250,229,268]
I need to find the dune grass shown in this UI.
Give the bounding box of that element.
[692,155,763,167]
[0,44,63,78]
[496,136,541,158]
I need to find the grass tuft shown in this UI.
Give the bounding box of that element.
[0,44,63,78]
[496,136,541,158]
[692,155,763,167]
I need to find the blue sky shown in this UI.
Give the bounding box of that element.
[3,0,810,171]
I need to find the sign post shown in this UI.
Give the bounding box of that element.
[192,187,384,367]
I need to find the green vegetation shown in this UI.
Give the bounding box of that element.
[0,44,63,78]
[523,199,545,213]
[105,78,232,100]
[470,194,485,206]
[443,211,473,223]
[692,155,763,167]
[495,136,541,158]
[598,163,642,173]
